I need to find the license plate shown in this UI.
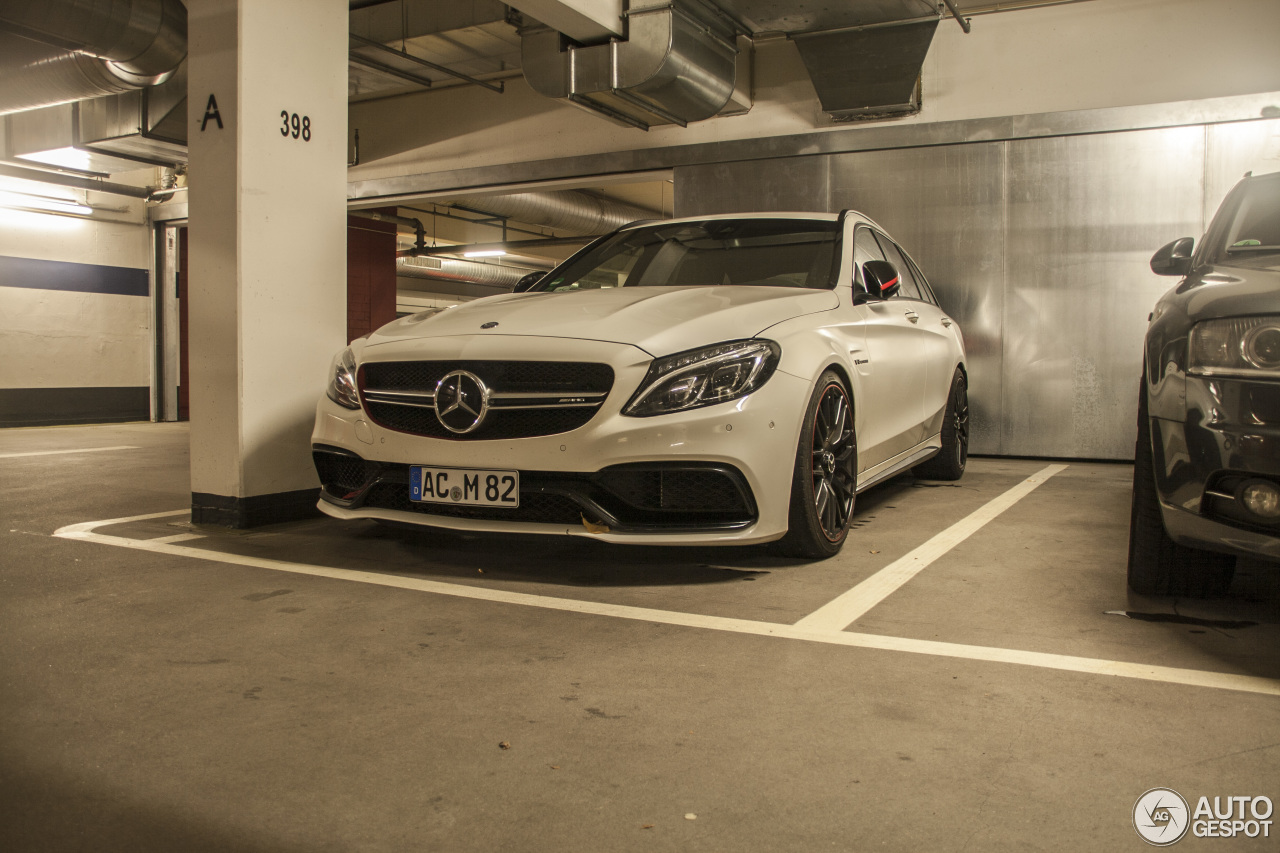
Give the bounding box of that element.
[409,466,519,508]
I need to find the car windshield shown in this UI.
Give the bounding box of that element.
[531,218,841,293]
[1217,174,1280,262]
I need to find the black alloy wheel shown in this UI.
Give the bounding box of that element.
[779,371,857,559]
[914,368,968,481]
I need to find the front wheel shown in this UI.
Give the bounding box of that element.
[778,371,858,559]
[1127,375,1234,596]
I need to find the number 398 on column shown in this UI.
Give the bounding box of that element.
[280,111,311,141]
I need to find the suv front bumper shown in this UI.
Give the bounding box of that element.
[1151,374,1280,561]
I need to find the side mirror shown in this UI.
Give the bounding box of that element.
[1150,237,1194,276]
[513,271,544,292]
[861,260,901,300]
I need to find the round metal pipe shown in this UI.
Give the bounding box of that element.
[0,0,186,115]
[397,256,530,289]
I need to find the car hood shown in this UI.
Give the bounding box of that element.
[1175,257,1280,321]
[366,286,839,356]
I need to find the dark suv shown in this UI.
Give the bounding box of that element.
[1129,170,1280,596]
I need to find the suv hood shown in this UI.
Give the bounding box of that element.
[367,286,839,356]
[1177,258,1280,321]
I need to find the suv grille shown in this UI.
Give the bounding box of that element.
[360,360,614,440]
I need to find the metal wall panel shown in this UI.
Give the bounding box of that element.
[673,155,830,216]
[1003,127,1204,458]
[1205,118,1280,226]
[669,117,1271,460]
[829,142,1007,454]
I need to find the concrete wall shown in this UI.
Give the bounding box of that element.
[347,0,1280,184]
[0,195,152,427]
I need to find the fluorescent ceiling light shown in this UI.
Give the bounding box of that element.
[463,249,507,258]
[0,189,92,216]
[16,146,95,171]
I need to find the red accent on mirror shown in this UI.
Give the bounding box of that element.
[881,276,899,291]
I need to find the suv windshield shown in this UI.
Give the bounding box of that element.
[1216,173,1280,263]
[531,218,841,293]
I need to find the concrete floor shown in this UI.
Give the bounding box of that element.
[2,422,1278,852]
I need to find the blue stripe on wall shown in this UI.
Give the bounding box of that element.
[0,255,148,297]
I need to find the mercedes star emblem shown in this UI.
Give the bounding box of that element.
[434,370,490,434]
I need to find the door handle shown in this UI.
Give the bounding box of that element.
[905,311,919,323]
[941,317,952,327]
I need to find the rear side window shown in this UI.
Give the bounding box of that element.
[871,232,923,300]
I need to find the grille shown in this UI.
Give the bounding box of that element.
[362,483,584,525]
[363,361,613,393]
[599,468,749,513]
[364,403,598,440]
[313,448,381,498]
[361,360,614,441]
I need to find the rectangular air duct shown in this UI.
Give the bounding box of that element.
[792,15,940,120]
[521,0,744,130]
[2,63,186,174]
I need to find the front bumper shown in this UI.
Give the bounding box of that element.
[1152,374,1280,561]
[310,334,811,545]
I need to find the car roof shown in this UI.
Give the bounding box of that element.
[619,210,888,231]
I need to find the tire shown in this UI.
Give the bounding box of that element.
[1127,374,1235,596]
[913,368,969,481]
[778,371,858,559]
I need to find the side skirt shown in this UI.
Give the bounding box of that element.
[856,435,942,493]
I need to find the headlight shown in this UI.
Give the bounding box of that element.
[326,347,361,409]
[623,339,781,417]
[1189,315,1280,378]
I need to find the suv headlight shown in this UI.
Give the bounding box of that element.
[1189,316,1280,378]
[326,347,361,409]
[623,339,781,417]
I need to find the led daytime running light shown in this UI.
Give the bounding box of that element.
[624,339,781,417]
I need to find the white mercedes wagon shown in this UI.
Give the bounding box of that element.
[312,212,968,558]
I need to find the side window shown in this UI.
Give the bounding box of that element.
[871,232,922,300]
[852,226,885,292]
[905,255,938,306]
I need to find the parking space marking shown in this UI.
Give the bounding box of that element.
[794,464,1069,632]
[0,445,139,459]
[150,533,206,544]
[53,508,1280,698]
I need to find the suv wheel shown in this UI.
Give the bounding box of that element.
[1127,374,1235,596]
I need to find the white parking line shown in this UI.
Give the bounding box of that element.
[794,464,1069,632]
[0,445,139,459]
[52,507,1280,698]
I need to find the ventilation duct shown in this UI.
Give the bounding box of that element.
[791,12,941,120]
[521,0,740,130]
[397,256,530,290]
[452,190,657,235]
[0,0,187,117]
[2,62,187,173]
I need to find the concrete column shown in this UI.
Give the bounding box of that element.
[186,0,347,527]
